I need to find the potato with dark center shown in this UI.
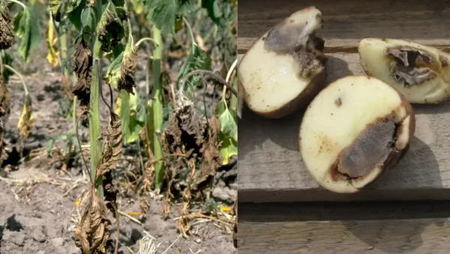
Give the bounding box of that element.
[238,7,326,118]
[359,38,450,104]
[300,76,415,193]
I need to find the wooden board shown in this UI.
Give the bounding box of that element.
[238,0,450,202]
[239,201,450,254]
[238,0,450,53]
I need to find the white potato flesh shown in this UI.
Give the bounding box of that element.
[300,76,413,193]
[238,7,325,118]
[359,38,450,104]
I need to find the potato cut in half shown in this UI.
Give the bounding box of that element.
[238,7,326,118]
[300,76,415,193]
[359,38,450,104]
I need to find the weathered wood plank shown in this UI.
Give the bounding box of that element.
[239,219,450,254]
[238,0,450,53]
[238,52,450,202]
[238,202,450,254]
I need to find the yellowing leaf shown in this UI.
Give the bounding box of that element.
[46,16,59,67]
[219,205,232,213]
[29,0,46,4]
[127,211,141,216]
[17,95,33,139]
[131,0,144,14]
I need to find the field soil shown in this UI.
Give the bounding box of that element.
[0,52,236,254]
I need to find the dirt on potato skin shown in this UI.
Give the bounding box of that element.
[0,47,236,254]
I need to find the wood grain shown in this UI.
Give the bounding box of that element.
[238,0,450,53]
[238,202,450,254]
[239,219,450,254]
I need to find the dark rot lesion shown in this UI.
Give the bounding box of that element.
[263,13,326,79]
[330,117,400,181]
[387,47,438,87]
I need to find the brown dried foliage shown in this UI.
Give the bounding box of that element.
[162,94,221,234]
[99,113,123,213]
[0,9,14,50]
[118,53,137,94]
[72,39,93,122]
[98,113,122,177]
[163,99,220,196]
[98,19,124,53]
[75,189,111,254]
[0,78,10,161]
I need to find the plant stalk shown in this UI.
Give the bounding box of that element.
[150,25,164,191]
[89,0,106,195]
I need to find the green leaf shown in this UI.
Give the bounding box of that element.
[118,90,144,144]
[106,51,124,87]
[116,90,144,144]
[219,137,237,165]
[81,7,97,33]
[48,0,62,19]
[13,3,41,61]
[217,100,237,140]
[1,52,13,82]
[67,1,84,30]
[144,0,190,34]
[177,43,210,95]
[216,99,238,165]
[66,0,83,13]
[202,0,222,24]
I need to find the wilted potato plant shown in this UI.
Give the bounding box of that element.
[2,0,237,253]
[1,0,38,164]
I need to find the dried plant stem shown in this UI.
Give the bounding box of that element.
[73,96,90,181]
[179,69,238,96]
[3,64,28,95]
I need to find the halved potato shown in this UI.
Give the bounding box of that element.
[300,76,415,193]
[359,38,450,104]
[238,7,326,118]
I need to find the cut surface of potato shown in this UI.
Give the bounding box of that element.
[359,38,450,104]
[238,7,326,118]
[300,76,415,193]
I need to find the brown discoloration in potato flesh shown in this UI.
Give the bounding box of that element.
[387,47,438,86]
[263,13,325,79]
[317,134,338,155]
[336,118,397,179]
[264,21,306,54]
[335,98,342,107]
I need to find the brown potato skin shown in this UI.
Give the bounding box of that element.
[243,70,327,119]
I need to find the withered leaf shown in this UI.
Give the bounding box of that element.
[75,189,111,254]
[117,52,136,93]
[97,113,122,177]
[0,9,14,50]
[0,78,10,161]
[72,39,92,123]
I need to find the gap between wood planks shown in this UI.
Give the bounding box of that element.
[239,201,450,222]
[237,38,450,54]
